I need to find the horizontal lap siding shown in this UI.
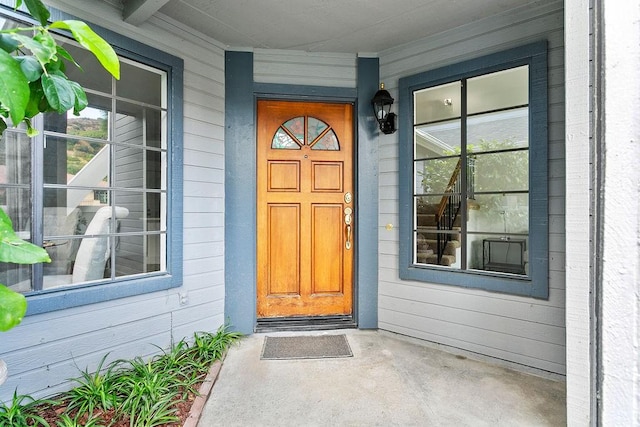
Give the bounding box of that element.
[254,49,357,87]
[378,1,566,374]
[0,1,226,401]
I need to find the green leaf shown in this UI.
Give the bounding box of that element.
[0,285,27,331]
[0,209,50,264]
[56,45,81,71]
[41,72,74,113]
[11,32,56,68]
[0,49,29,125]
[25,81,44,117]
[0,34,20,53]
[24,117,38,137]
[0,118,6,135]
[49,20,120,79]
[23,0,50,26]
[68,80,88,115]
[16,56,42,82]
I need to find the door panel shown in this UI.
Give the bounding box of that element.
[257,100,353,318]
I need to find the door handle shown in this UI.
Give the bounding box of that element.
[344,207,353,250]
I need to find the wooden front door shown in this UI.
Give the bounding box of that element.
[257,100,354,318]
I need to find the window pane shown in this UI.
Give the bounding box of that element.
[115,234,163,276]
[283,117,304,144]
[44,95,111,137]
[467,108,529,152]
[3,264,32,293]
[0,132,31,234]
[414,82,461,124]
[416,157,460,195]
[44,137,110,192]
[0,131,31,185]
[473,151,529,193]
[117,60,164,107]
[272,128,301,149]
[415,119,461,159]
[468,234,528,275]
[307,117,328,142]
[57,39,112,94]
[146,109,166,149]
[467,66,528,115]
[467,193,529,235]
[310,129,339,150]
[113,145,144,189]
[414,230,461,268]
[146,150,165,190]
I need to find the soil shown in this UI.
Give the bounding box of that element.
[32,386,200,426]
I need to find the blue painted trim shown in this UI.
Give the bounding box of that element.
[225,55,378,332]
[356,57,379,328]
[254,83,357,100]
[225,51,256,334]
[398,41,549,299]
[0,4,185,314]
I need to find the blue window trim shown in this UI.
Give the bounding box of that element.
[398,41,548,299]
[0,4,184,315]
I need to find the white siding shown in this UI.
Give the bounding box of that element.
[0,1,226,401]
[254,49,356,87]
[377,1,566,374]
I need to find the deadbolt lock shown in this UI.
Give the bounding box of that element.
[344,192,352,204]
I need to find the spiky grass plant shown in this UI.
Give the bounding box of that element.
[0,390,57,426]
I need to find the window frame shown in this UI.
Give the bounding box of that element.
[0,5,184,315]
[398,41,548,298]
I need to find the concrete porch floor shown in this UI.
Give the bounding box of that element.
[198,329,566,426]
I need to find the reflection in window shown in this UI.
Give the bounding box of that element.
[413,65,530,275]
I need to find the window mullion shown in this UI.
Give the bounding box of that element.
[31,115,45,291]
[460,79,468,270]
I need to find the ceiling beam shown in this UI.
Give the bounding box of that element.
[123,0,171,26]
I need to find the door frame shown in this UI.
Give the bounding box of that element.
[224,51,380,333]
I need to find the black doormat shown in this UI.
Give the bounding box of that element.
[260,334,353,360]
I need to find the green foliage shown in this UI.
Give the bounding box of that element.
[0,208,50,331]
[0,390,57,426]
[58,326,240,425]
[0,0,120,136]
[55,413,103,427]
[65,354,121,416]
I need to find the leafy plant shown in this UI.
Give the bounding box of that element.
[56,413,103,427]
[0,390,57,426]
[189,325,242,363]
[65,354,122,416]
[0,327,241,425]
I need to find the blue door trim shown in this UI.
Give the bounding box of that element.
[225,52,380,333]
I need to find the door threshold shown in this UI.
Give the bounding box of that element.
[255,315,356,333]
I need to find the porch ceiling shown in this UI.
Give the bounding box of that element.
[122,0,540,53]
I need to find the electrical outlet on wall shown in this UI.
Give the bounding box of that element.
[179,292,189,305]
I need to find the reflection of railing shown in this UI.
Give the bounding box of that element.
[66,146,109,214]
[434,159,461,264]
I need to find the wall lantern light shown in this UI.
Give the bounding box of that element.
[371,83,397,134]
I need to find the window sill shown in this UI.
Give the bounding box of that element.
[25,274,181,316]
[399,264,547,299]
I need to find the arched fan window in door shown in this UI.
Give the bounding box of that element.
[271,116,339,150]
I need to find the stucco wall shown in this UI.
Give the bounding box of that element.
[0,0,226,401]
[600,1,640,424]
[377,1,566,374]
